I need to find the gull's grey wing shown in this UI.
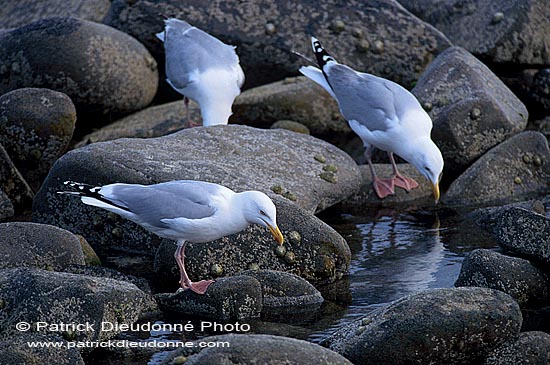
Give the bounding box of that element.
[100,181,218,227]
[164,21,240,90]
[326,64,421,131]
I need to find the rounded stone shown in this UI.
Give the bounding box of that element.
[264,23,276,35]
[210,263,223,277]
[275,245,287,257]
[331,20,345,33]
[284,251,296,264]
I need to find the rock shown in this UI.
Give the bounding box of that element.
[154,196,350,287]
[62,264,151,294]
[0,17,158,120]
[240,269,324,308]
[337,164,433,211]
[483,331,550,365]
[0,222,85,270]
[400,0,550,67]
[0,267,157,342]
[455,249,550,308]
[488,207,550,265]
[527,69,550,117]
[271,120,311,135]
[104,0,451,90]
[322,287,522,364]
[75,100,199,148]
[155,275,262,320]
[0,0,111,28]
[0,333,84,365]
[161,334,353,365]
[443,131,550,206]
[0,190,14,221]
[75,234,101,266]
[0,88,76,191]
[413,47,528,177]
[233,76,347,136]
[0,144,33,210]
[530,116,550,142]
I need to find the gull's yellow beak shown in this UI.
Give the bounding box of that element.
[267,224,284,245]
[432,181,440,204]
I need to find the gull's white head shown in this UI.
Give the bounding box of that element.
[238,191,284,244]
[408,138,444,203]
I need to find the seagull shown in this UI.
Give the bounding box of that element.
[156,18,245,127]
[299,37,443,202]
[59,180,284,294]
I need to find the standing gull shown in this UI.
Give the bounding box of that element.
[156,18,245,127]
[59,180,284,294]
[299,37,443,201]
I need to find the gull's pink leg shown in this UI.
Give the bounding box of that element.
[388,152,419,192]
[174,240,214,294]
[365,146,394,199]
[183,97,201,128]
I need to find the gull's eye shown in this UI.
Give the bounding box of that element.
[259,210,267,216]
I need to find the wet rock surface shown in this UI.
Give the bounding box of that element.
[400,0,550,66]
[0,222,85,270]
[0,144,33,210]
[0,88,76,191]
[0,333,84,365]
[0,17,158,120]
[105,0,451,90]
[455,249,550,308]
[413,47,528,177]
[443,131,550,206]
[154,196,350,286]
[0,267,157,342]
[483,331,550,365]
[155,275,263,320]
[0,0,111,28]
[161,334,353,365]
[322,287,522,364]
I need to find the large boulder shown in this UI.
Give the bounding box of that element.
[0,144,33,210]
[322,287,522,364]
[455,249,550,308]
[443,131,550,206]
[0,268,157,342]
[0,222,85,271]
[154,196,350,286]
[161,334,353,365]
[0,88,76,191]
[0,333,84,365]
[483,331,550,365]
[400,0,550,67]
[0,0,111,28]
[413,47,528,177]
[0,17,158,120]
[104,0,451,91]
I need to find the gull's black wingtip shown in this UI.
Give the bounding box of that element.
[310,36,335,70]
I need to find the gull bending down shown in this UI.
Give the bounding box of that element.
[60,180,284,294]
[299,37,443,201]
[156,18,245,127]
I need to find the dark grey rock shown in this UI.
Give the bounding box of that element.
[413,47,528,177]
[0,333,84,365]
[483,331,550,365]
[62,264,151,294]
[240,269,324,307]
[0,190,14,221]
[400,0,550,66]
[104,0,451,90]
[0,17,158,119]
[155,275,262,320]
[233,76,347,136]
[455,249,550,308]
[0,88,76,191]
[337,164,434,211]
[531,116,550,142]
[322,287,522,364]
[0,267,157,342]
[0,144,33,210]
[0,222,85,270]
[443,131,550,206]
[0,0,111,28]
[162,333,353,365]
[527,69,550,117]
[154,196,350,287]
[490,207,550,265]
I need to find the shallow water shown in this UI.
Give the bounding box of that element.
[92,207,499,364]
